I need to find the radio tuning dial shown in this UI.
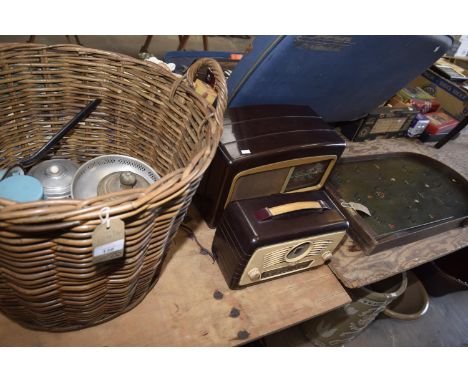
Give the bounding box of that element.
[248,268,261,281]
[321,251,333,262]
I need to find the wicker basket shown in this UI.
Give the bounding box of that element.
[0,43,227,331]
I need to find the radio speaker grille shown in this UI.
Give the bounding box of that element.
[262,240,332,269]
[230,167,290,202]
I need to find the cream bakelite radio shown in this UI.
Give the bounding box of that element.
[212,191,349,289]
[195,104,346,228]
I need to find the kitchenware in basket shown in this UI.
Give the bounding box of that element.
[0,43,226,332]
[0,166,24,178]
[0,175,43,202]
[28,159,79,199]
[97,171,150,195]
[0,99,100,181]
[71,154,160,199]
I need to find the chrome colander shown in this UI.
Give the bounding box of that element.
[71,155,160,199]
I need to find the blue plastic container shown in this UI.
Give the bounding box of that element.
[0,175,44,202]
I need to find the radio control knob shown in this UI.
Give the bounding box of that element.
[248,268,261,281]
[321,251,333,262]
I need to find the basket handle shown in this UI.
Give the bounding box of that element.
[185,58,227,125]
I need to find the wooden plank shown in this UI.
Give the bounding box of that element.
[0,208,350,346]
[330,134,468,288]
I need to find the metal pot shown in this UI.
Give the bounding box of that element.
[28,159,78,199]
[383,271,429,320]
[0,166,24,178]
[301,272,408,346]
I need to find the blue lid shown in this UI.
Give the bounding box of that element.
[0,175,44,202]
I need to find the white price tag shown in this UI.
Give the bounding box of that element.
[341,201,371,216]
[93,239,125,258]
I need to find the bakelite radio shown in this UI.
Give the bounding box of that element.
[195,105,346,228]
[212,191,349,289]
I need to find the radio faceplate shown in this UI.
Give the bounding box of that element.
[225,155,337,208]
[238,230,346,286]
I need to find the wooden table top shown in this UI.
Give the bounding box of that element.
[330,133,468,288]
[0,208,350,346]
[2,134,464,344]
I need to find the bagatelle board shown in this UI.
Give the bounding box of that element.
[326,152,468,255]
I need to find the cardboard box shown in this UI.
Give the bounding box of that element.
[407,113,430,138]
[407,69,468,121]
[439,57,468,77]
[396,86,440,113]
[455,35,468,58]
[424,112,459,135]
[386,96,409,108]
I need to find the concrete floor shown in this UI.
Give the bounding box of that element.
[0,35,252,59]
[262,289,468,347]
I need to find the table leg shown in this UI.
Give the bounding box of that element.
[139,35,153,54]
[202,35,209,51]
[177,35,191,51]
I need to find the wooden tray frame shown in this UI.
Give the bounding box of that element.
[326,152,468,255]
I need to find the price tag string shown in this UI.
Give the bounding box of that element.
[93,207,125,263]
[99,207,111,229]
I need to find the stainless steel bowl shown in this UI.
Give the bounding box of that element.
[71,155,160,199]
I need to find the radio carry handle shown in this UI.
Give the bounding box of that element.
[254,200,330,221]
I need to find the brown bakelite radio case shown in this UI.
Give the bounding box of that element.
[213,191,349,289]
[195,105,346,228]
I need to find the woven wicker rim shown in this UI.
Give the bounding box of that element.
[0,44,227,231]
